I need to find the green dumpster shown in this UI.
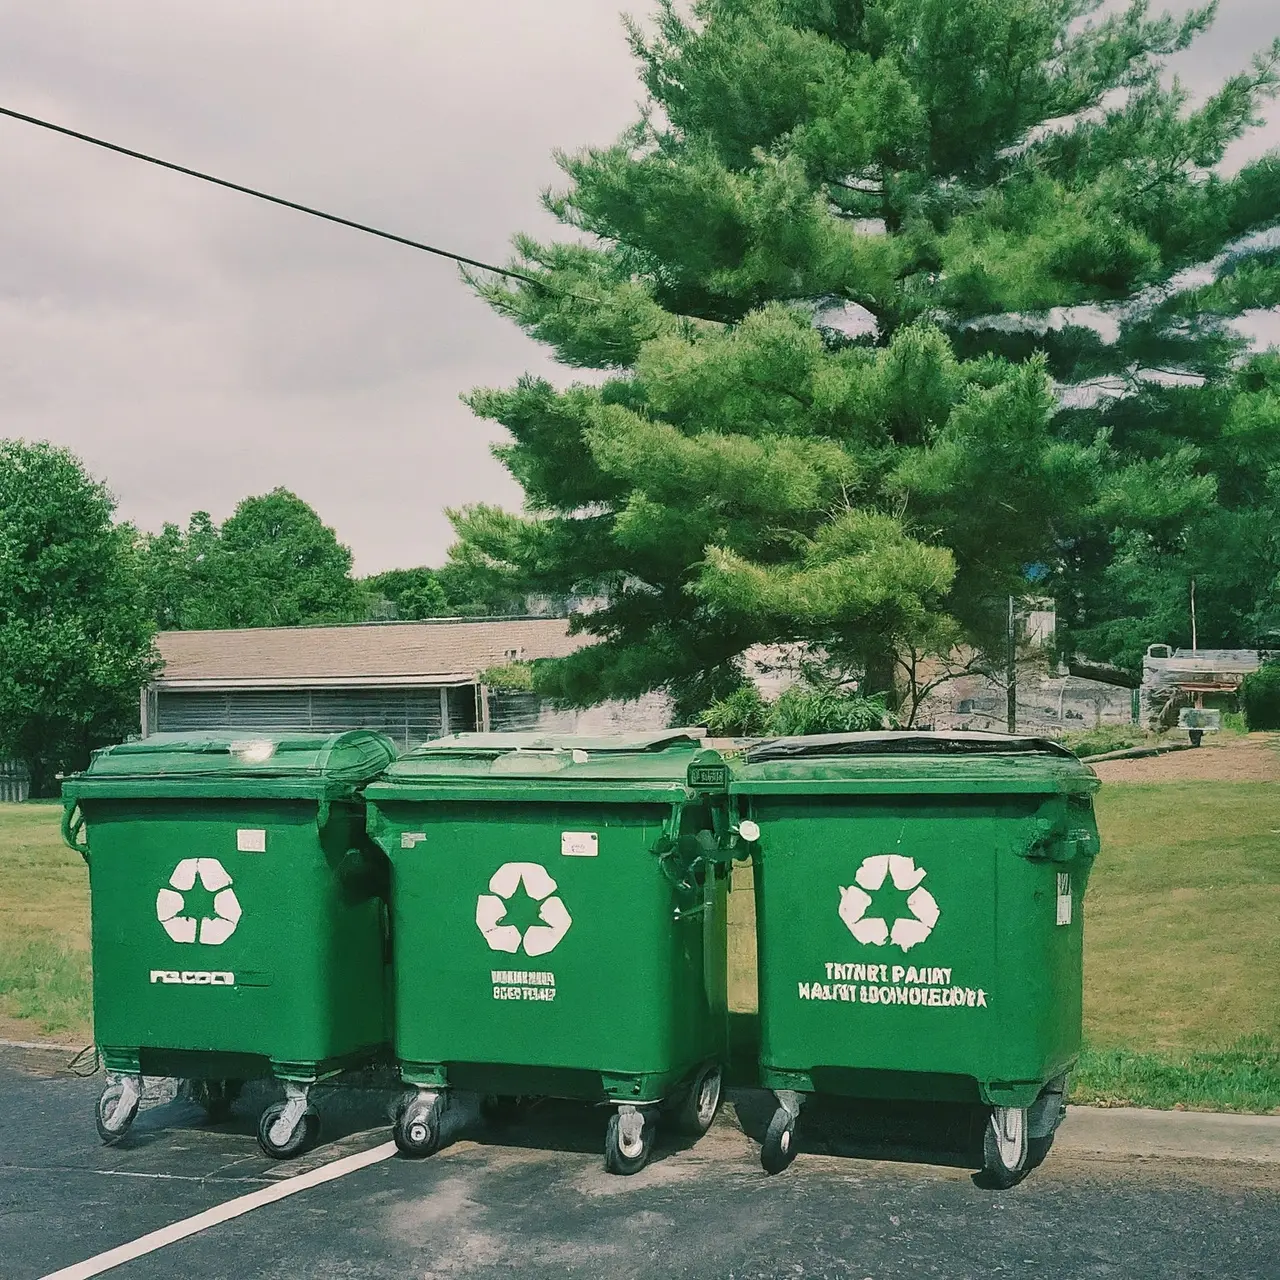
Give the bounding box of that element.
[61,730,397,1157]
[365,731,734,1174]
[731,731,1101,1185]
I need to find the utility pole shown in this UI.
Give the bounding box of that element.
[1006,596,1017,734]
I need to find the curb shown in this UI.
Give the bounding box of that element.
[0,1038,83,1052]
[1058,1106,1280,1164]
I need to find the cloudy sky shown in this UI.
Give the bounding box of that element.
[0,1,1277,574]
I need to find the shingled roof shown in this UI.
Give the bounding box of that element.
[153,617,587,689]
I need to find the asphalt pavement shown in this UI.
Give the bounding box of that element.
[2,1045,1278,1280]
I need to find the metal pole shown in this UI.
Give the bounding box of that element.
[1007,596,1017,734]
[1190,578,1198,652]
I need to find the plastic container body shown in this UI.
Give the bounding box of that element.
[733,732,1101,1111]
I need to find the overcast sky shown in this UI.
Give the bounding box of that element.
[0,1,1277,574]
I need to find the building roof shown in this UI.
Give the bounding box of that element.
[153,618,588,690]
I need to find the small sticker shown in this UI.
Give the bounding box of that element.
[236,829,266,853]
[1056,872,1072,926]
[561,832,598,857]
[401,832,427,849]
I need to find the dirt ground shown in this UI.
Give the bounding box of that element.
[1090,732,1280,784]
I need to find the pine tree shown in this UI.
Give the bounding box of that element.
[455,0,1280,713]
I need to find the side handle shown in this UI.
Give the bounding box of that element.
[61,803,90,864]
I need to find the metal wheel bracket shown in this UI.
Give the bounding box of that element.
[991,1105,1029,1172]
[269,1081,311,1149]
[615,1105,648,1159]
[774,1089,805,1122]
[102,1073,142,1130]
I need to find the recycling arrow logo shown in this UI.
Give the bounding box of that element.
[156,858,242,946]
[475,862,572,957]
[838,854,940,953]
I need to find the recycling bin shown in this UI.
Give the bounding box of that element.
[61,730,397,1158]
[364,731,735,1174]
[731,731,1101,1185]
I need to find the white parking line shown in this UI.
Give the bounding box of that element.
[39,1141,398,1280]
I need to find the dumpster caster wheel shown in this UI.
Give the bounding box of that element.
[760,1106,798,1175]
[257,1093,320,1160]
[605,1106,654,1176]
[977,1105,1030,1190]
[394,1091,444,1158]
[675,1064,723,1136]
[1025,1132,1055,1173]
[96,1075,141,1146]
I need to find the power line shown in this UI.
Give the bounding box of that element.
[0,103,560,293]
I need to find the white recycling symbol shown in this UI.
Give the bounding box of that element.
[838,854,940,953]
[156,858,242,946]
[475,862,573,957]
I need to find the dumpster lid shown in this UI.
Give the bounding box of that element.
[403,729,705,758]
[66,730,397,786]
[369,730,713,797]
[733,731,1097,795]
[745,731,1078,763]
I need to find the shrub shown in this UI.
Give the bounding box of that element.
[1059,724,1146,759]
[1240,659,1280,730]
[477,662,535,691]
[699,682,892,738]
[699,684,771,736]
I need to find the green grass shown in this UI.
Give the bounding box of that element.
[0,801,92,1038]
[1084,783,1280,1053]
[0,935,92,1034]
[1071,1039,1280,1113]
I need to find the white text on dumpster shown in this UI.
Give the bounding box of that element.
[492,969,557,1001]
[797,962,988,1008]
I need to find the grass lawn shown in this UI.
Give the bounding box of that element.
[0,801,92,1040]
[3,775,1278,1109]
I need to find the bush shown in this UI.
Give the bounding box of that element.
[1058,724,1146,759]
[699,682,891,738]
[477,662,535,691]
[1240,659,1280,730]
[698,684,771,736]
[769,686,890,736]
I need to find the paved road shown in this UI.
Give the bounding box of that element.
[2,1049,1277,1280]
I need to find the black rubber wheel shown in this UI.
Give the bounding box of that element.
[1025,1131,1055,1173]
[256,1102,320,1159]
[604,1111,655,1176]
[95,1081,139,1146]
[760,1106,798,1175]
[394,1095,443,1158]
[675,1064,723,1136]
[976,1115,1030,1190]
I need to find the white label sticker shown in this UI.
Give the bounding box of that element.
[236,829,266,853]
[401,832,427,849]
[561,832,598,857]
[1056,872,1072,926]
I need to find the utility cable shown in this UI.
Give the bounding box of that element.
[0,104,569,295]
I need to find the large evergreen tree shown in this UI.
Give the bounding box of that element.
[454,0,1280,713]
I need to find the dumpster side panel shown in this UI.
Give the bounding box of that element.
[83,797,387,1076]
[751,793,1077,1100]
[379,798,723,1101]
